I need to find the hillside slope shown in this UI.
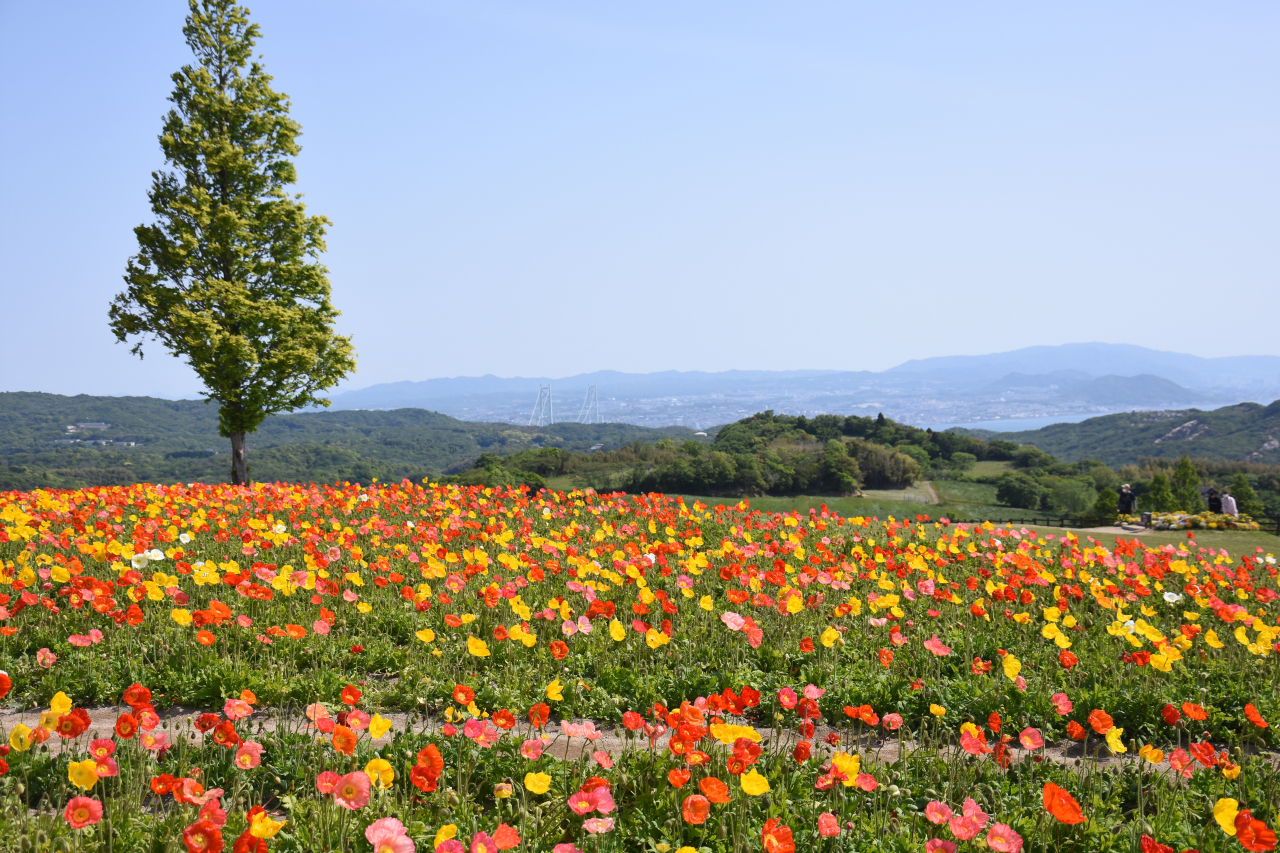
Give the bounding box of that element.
[960,400,1280,466]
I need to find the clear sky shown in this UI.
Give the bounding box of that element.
[2,1,1277,398]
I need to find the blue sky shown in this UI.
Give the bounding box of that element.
[2,1,1277,398]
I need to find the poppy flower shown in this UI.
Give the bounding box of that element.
[122,683,151,708]
[1189,741,1217,767]
[1043,783,1086,824]
[1058,650,1079,669]
[1140,836,1174,853]
[341,685,362,706]
[699,776,731,803]
[0,672,10,700]
[799,637,814,653]
[761,818,795,853]
[181,819,222,853]
[1181,702,1207,721]
[331,725,357,756]
[986,823,1024,852]
[528,703,550,728]
[64,796,103,829]
[1160,704,1181,725]
[1236,809,1279,852]
[212,721,240,748]
[332,771,371,810]
[667,768,691,789]
[681,794,710,825]
[818,812,840,837]
[549,640,569,659]
[1245,703,1270,729]
[196,630,216,646]
[1087,710,1114,734]
[315,771,341,794]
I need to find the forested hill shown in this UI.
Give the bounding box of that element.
[0,392,695,490]
[959,400,1280,467]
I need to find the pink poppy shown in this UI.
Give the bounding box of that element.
[89,738,116,759]
[923,635,952,657]
[366,817,414,853]
[333,771,371,810]
[803,684,826,700]
[883,713,904,731]
[37,648,57,668]
[1167,748,1194,778]
[316,771,342,794]
[948,816,984,841]
[568,792,595,816]
[582,817,615,834]
[962,798,990,824]
[1018,727,1044,750]
[199,798,227,828]
[140,731,169,751]
[469,832,496,853]
[64,796,103,829]
[234,740,264,769]
[520,739,545,760]
[777,688,798,709]
[720,612,746,631]
[987,823,1024,852]
[347,710,371,731]
[925,840,957,853]
[552,845,583,853]
[1015,676,1027,692]
[88,629,104,643]
[224,698,253,721]
[94,756,120,778]
[1050,693,1073,715]
[435,842,465,853]
[592,750,614,769]
[237,615,252,628]
[69,635,93,647]
[855,773,878,792]
[313,620,331,635]
[925,801,954,825]
[818,812,840,837]
[590,787,616,814]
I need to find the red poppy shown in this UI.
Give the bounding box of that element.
[1043,782,1086,825]
[0,672,10,699]
[878,648,894,668]
[492,709,516,730]
[122,683,151,708]
[549,641,569,660]
[212,721,240,749]
[1087,710,1114,734]
[452,685,475,705]
[1181,702,1207,721]
[792,741,812,762]
[1188,741,1216,767]
[1245,703,1270,729]
[1160,704,1181,725]
[1236,809,1279,852]
[150,773,178,795]
[762,818,796,853]
[1058,650,1079,669]
[182,819,223,853]
[988,712,1002,733]
[681,794,710,825]
[622,711,644,731]
[135,705,160,730]
[528,703,550,729]
[799,637,815,653]
[1066,721,1087,740]
[195,713,221,733]
[55,709,91,739]
[667,768,691,788]
[341,685,362,706]
[1140,836,1173,853]
[115,713,138,740]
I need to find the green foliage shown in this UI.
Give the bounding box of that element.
[995,471,1045,509]
[1171,455,1203,512]
[1046,478,1098,514]
[948,451,978,471]
[1144,473,1179,512]
[1092,486,1120,520]
[109,0,356,483]
[1230,472,1266,517]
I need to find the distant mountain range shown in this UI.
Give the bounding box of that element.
[959,400,1280,467]
[320,343,1278,428]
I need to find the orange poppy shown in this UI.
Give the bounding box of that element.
[211,720,240,748]
[1245,703,1269,729]
[1188,741,1216,767]
[699,776,731,803]
[1181,702,1207,721]
[453,685,475,705]
[1066,721,1087,740]
[285,624,306,639]
[114,713,138,740]
[196,630,216,646]
[341,685,362,706]
[667,768,691,789]
[1043,783,1086,825]
[444,614,464,627]
[762,818,796,853]
[332,725,357,756]
[122,683,152,708]
[1087,710,1114,734]
[681,794,710,825]
[528,703,550,729]
[549,641,569,660]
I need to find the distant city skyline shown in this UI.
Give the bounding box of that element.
[3,1,1278,399]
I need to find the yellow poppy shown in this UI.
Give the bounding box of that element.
[68,759,100,791]
[364,758,395,788]
[524,772,552,795]
[740,768,770,796]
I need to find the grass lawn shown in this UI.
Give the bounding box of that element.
[933,479,999,505]
[969,460,1012,477]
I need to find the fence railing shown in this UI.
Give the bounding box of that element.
[941,514,1280,536]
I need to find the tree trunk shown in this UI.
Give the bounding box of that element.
[230,431,249,485]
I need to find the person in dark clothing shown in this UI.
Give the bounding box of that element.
[1207,489,1222,514]
[1117,484,1137,515]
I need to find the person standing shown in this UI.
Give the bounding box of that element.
[1117,484,1137,515]
[1221,490,1238,517]
[1207,489,1222,514]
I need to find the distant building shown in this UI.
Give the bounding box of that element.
[53,439,80,444]
[590,444,604,451]
[76,422,110,430]
[694,432,708,437]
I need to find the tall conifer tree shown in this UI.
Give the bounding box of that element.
[110,0,355,484]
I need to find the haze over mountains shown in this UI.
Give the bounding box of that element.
[324,343,1280,430]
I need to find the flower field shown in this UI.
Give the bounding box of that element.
[1,481,1280,852]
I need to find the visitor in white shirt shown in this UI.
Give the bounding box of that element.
[1221,491,1238,517]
